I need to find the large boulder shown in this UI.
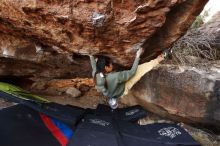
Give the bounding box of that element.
[0,0,207,74]
[121,63,220,127]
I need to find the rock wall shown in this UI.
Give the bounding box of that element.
[0,0,207,69]
[121,63,220,127]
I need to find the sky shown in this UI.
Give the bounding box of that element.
[202,0,220,22]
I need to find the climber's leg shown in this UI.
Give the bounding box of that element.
[122,58,160,97]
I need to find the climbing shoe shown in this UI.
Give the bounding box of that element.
[108,98,118,109]
[163,49,172,60]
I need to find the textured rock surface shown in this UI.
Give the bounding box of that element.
[30,78,94,95]
[0,33,91,78]
[65,87,81,98]
[121,63,220,127]
[0,0,207,69]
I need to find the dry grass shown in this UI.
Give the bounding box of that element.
[171,29,217,65]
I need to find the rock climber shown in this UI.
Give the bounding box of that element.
[89,48,169,109]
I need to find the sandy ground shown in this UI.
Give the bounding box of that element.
[44,88,111,109]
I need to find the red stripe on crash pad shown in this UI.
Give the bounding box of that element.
[39,113,68,146]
